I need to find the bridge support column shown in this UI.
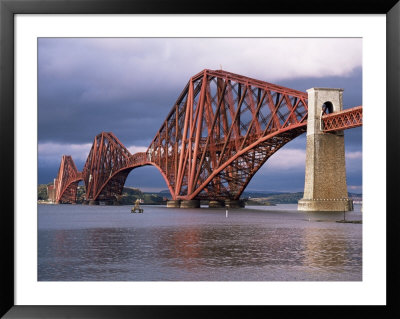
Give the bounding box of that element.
[298,88,353,212]
[225,199,245,208]
[180,200,200,208]
[167,200,181,208]
[208,200,225,208]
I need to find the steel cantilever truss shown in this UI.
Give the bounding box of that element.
[148,69,309,200]
[82,132,136,202]
[52,69,362,203]
[54,155,83,203]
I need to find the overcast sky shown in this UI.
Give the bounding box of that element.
[38,38,362,193]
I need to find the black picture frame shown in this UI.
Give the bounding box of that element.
[1,0,399,318]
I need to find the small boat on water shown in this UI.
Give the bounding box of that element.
[131,199,144,213]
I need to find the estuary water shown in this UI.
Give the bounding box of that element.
[38,204,362,281]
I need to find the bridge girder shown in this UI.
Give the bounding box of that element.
[321,106,362,132]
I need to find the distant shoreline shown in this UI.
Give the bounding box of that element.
[38,184,362,206]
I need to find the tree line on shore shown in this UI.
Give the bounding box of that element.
[37,184,167,205]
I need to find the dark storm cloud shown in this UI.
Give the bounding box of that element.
[38,38,362,146]
[38,38,191,145]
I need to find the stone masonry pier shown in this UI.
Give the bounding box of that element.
[298,88,353,212]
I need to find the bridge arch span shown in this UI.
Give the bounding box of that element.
[188,124,307,200]
[93,157,174,202]
[57,177,84,203]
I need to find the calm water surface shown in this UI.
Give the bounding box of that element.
[38,204,362,281]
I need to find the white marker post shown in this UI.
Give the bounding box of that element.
[226,205,228,218]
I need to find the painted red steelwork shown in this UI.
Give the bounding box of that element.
[82,132,138,202]
[147,69,309,201]
[321,106,362,132]
[54,155,83,203]
[52,69,362,203]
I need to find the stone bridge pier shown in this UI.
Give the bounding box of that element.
[298,88,353,212]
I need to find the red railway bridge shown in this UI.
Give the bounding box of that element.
[49,69,362,208]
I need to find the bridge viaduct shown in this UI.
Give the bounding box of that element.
[47,69,362,211]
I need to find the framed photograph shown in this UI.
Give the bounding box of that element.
[1,0,399,318]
